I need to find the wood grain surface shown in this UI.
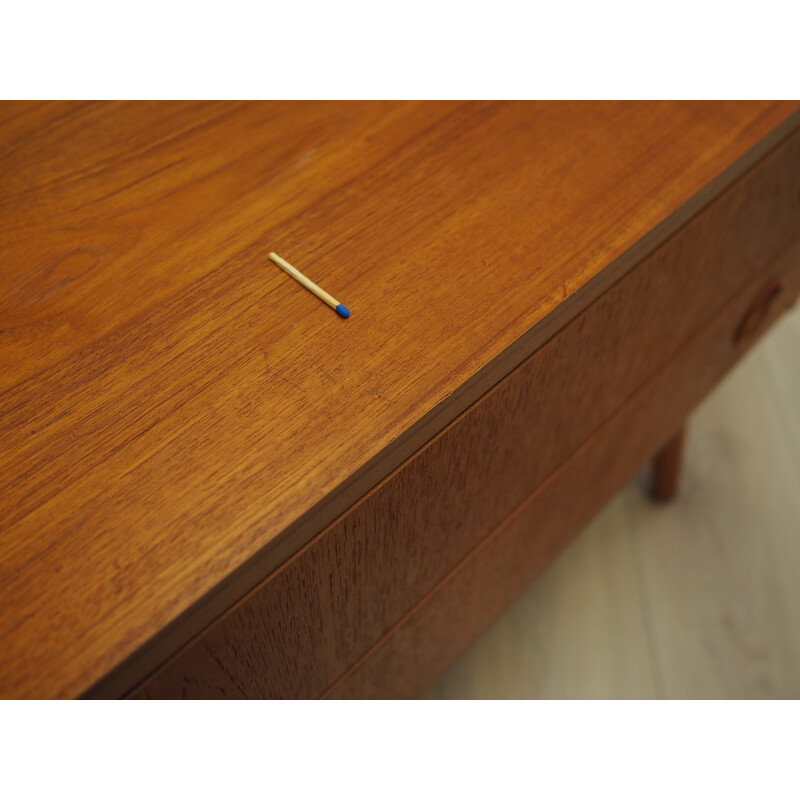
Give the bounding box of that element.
[131,131,800,699]
[326,250,800,699]
[1,101,798,698]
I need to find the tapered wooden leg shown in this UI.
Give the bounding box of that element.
[651,426,686,502]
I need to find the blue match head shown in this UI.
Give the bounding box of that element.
[335,304,350,319]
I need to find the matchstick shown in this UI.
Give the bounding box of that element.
[268,252,350,318]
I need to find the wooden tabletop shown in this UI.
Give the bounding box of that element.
[1,101,798,698]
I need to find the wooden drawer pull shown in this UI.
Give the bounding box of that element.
[734,278,783,345]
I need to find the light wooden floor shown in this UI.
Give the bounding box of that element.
[429,301,800,699]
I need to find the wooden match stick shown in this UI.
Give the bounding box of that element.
[268,252,350,318]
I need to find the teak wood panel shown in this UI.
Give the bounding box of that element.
[130,137,800,699]
[326,245,800,699]
[1,102,798,698]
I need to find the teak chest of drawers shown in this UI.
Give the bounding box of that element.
[1,101,799,698]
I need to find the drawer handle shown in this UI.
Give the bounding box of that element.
[734,278,783,345]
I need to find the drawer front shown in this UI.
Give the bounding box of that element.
[131,131,800,699]
[326,245,800,698]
